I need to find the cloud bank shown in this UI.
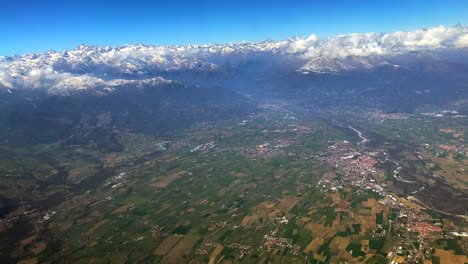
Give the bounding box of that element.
[0,25,467,92]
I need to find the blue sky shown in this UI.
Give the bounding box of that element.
[2,0,468,55]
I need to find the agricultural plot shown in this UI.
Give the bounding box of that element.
[3,106,466,264]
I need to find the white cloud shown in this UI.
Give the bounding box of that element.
[0,25,467,90]
[285,25,468,59]
[455,33,468,48]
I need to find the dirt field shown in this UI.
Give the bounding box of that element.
[112,204,131,214]
[330,193,350,209]
[277,196,300,214]
[232,171,248,177]
[17,258,38,264]
[30,242,47,254]
[57,221,74,232]
[355,198,382,232]
[304,237,325,253]
[298,216,311,225]
[20,235,37,249]
[267,209,282,220]
[399,197,426,210]
[304,221,337,254]
[361,199,381,214]
[164,236,200,263]
[357,215,376,233]
[442,218,457,231]
[85,219,110,236]
[254,201,283,221]
[151,170,187,188]
[102,153,129,168]
[328,249,354,263]
[439,128,464,139]
[153,235,183,256]
[164,155,180,163]
[109,250,129,264]
[241,215,251,226]
[209,244,224,264]
[434,154,468,190]
[331,236,350,250]
[241,214,259,227]
[392,255,405,263]
[361,239,370,253]
[256,201,276,210]
[358,208,372,216]
[332,216,346,232]
[434,249,468,264]
[66,165,98,184]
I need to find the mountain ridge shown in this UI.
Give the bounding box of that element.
[1,25,467,93]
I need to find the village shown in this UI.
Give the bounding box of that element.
[317,140,387,197]
[6,106,465,264]
[313,139,464,264]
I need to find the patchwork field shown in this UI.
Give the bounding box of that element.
[2,105,466,263]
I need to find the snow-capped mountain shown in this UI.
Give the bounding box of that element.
[47,76,174,96]
[1,25,467,153]
[1,25,467,93]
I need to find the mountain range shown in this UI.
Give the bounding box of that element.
[1,25,467,94]
[0,25,467,147]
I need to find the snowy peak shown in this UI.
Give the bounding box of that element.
[48,76,174,96]
[1,25,467,93]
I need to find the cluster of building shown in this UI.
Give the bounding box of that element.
[384,209,447,263]
[409,222,442,237]
[104,171,127,189]
[367,111,410,122]
[195,248,208,255]
[153,140,171,151]
[190,141,216,152]
[228,243,252,258]
[263,235,293,250]
[317,141,388,196]
[142,219,162,238]
[215,221,228,228]
[239,139,293,159]
[421,109,466,118]
[315,140,461,262]
[253,143,274,156]
[292,125,313,133]
[438,143,467,158]
[275,216,289,225]
[378,195,403,209]
[41,210,57,221]
[397,210,442,235]
[438,144,458,152]
[228,243,251,251]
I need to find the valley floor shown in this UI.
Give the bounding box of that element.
[1,101,467,264]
